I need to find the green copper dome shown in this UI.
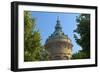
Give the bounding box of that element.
[46,17,70,43]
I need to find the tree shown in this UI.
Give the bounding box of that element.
[74,14,90,58]
[72,50,88,59]
[24,11,48,61]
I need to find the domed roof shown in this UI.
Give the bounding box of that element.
[46,17,71,44]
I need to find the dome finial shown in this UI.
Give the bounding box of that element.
[57,16,59,21]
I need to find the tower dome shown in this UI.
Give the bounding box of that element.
[45,17,73,60]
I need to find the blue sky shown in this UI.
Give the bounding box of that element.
[29,11,81,54]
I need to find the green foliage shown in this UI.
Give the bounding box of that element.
[74,14,90,59]
[72,50,89,59]
[24,11,48,61]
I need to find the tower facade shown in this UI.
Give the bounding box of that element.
[45,17,73,60]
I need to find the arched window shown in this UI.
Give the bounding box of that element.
[63,56,68,60]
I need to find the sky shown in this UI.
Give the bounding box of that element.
[29,11,82,54]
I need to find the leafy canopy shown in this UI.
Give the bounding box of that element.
[73,14,90,59]
[24,11,48,61]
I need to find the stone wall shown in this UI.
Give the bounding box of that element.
[45,40,72,60]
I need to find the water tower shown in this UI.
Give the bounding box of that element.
[45,17,73,60]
